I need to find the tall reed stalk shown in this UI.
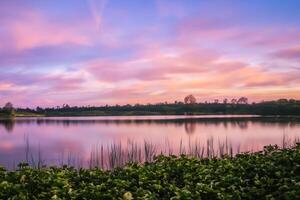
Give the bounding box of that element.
[21,134,300,170]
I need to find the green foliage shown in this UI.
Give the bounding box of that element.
[1,144,300,199]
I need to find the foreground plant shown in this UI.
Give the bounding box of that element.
[1,144,300,199]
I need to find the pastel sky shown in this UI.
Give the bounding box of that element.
[1,0,300,107]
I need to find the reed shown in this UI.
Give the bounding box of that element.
[144,140,156,162]
[23,134,45,169]
[21,134,300,170]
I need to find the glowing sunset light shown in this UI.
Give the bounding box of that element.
[0,0,300,107]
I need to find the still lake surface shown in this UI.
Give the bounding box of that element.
[0,115,300,169]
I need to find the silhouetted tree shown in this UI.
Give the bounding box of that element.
[277,99,288,103]
[237,97,248,104]
[184,95,197,104]
[63,104,70,109]
[223,98,228,104]
[4,102,13,111]
[231,98,237,104]
[36,106,44,112]
[3,102,15,117]
[289,99,296,103]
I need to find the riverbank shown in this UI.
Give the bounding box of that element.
[0,113,44,119]
[1,144,300,199]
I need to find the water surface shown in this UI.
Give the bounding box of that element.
[0,115,299,169]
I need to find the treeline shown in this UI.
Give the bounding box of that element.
[12,98,300,116]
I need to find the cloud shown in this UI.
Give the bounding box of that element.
[0,68,87,107]
[0,1,128,68]
[86,47,221,82]
[270,45,300,61]
[175,16,300,51]
[87,0,108,31]
[1,1,300,107]
[0,83,13,91]
[12,13,90,51]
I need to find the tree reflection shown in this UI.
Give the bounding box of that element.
[0,120,15,133]
[236,121,248,129]
[1,117,299,134]
[184,122,196,135]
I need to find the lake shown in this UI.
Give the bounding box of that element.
[1,115,300,169]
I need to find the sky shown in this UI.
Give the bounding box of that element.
[1,0,300,107]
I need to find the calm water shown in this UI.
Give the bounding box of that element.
[0,115,300,169]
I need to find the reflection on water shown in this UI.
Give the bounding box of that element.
[0,116,300,169]
[184,122,196,135]
[0,120,15,133]
[1,116,299,133]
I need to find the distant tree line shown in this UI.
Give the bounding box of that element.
[2,96,299,116]
[184,95,249,105]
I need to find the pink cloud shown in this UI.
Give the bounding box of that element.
[175,16,300,52]
[86,47,221,82]
[82,57,300,105]
[0,4,104,55]
[10,13,90,50]
[271,45,300,61]
[0,83,14,90]
[85,42,298,88]
[43,74,85,91]
[0,70,88,107]
[183,64,298,89]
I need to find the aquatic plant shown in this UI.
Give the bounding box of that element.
[1,144,300,199]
